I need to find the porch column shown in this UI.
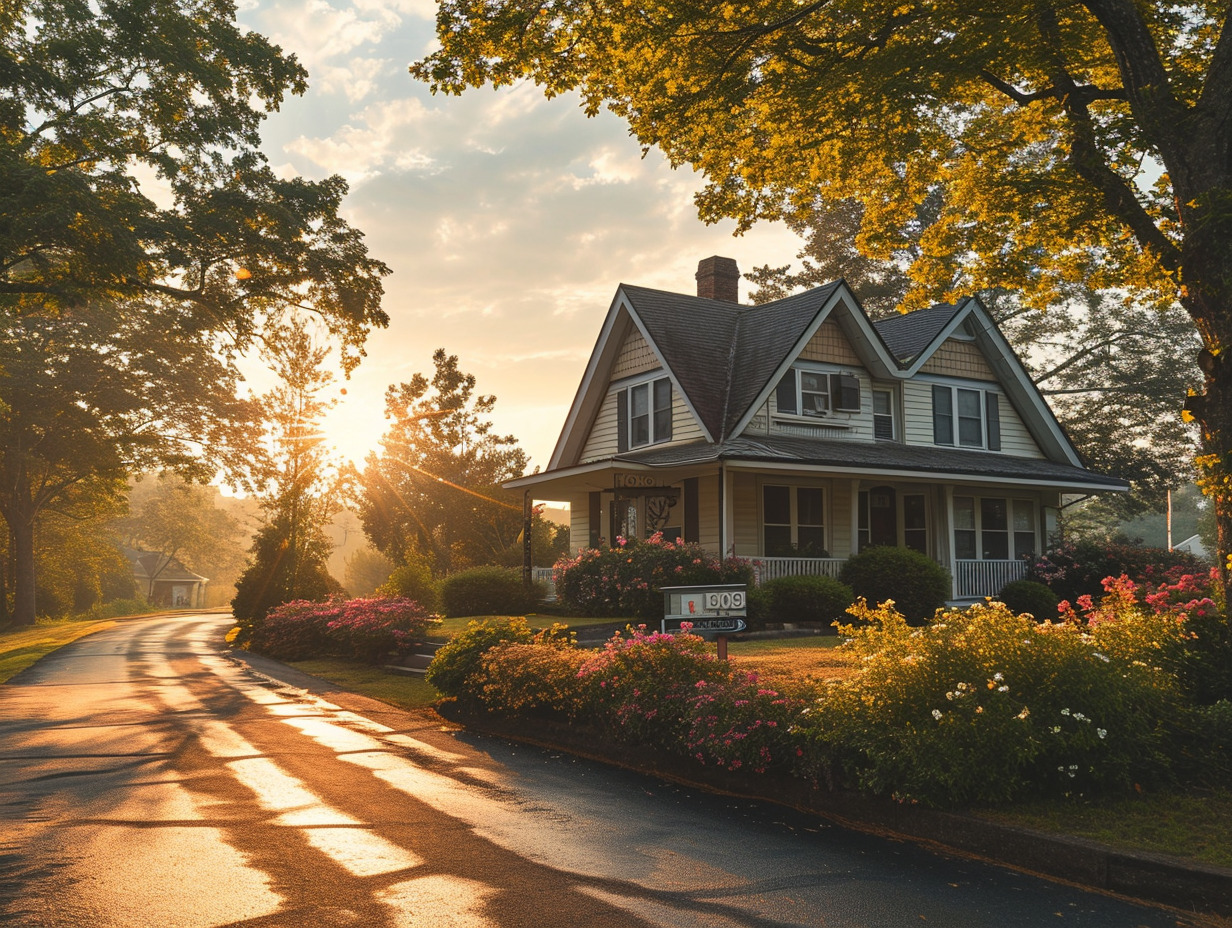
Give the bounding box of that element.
[719,465,733,557]
[943,484,957,600]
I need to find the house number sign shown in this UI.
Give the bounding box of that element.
[614,473,659,489]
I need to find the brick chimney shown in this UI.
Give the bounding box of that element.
[695,256,740,303]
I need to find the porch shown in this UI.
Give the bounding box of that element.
[753,555,1026,601]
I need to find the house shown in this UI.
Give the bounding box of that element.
[508,257,1127,601]
[125,548,209,607]
[1173,534,1211,561]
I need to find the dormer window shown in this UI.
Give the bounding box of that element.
[776,369,861,417]
[617,376,673,451]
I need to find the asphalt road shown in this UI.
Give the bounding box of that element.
[0,613,1209,927]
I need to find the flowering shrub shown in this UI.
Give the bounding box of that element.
[573,624,736,744]
[1026,540,1207,604]
[249,597,437,663]
[684,677,804,773]
[795,596,1187,806]
[480,634,588,718]
[554,533,754,620]
[426,616,535,700]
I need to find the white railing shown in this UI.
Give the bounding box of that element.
[953,559,1026,599]
[753,557,848,585]
[532,567,557,601]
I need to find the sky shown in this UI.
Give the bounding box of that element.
[237,0,807,472]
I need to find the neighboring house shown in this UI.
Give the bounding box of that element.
[508,257,1127,601]
[125,548,209,607]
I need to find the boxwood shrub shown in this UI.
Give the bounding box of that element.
[759,574,853,628]
[839,546,951,624]
[440,566,544,617]
[996,579,1059,620]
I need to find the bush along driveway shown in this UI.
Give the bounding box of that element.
[424,600,1232,920]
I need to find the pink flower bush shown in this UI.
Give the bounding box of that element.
[250,597,438,663]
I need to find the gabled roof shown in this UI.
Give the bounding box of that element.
[873,302,964,363]
[125,548,208,584]
[621,282,847,442]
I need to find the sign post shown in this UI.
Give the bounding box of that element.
[660,584,747,660]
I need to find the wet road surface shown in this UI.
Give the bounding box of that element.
[0,614,1208,927]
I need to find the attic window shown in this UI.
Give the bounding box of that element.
[776,369,861,417]
[617,377,673,451]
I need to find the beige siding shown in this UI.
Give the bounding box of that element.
[830,479,852,556]
[732,472,759,556]
[698,474,721,551]
[612,328,661,379]
[580,390,620,462]
[902,381,1044,458]
[799,321,862,365]
[672,390,706,443]
[919,339,995,380]
[569,494,590,554]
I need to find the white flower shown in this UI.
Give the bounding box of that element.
[1061,708,1071,716]
[1097,728,1107,739]
[997,685,1009,693]
[1052,725,1062,734]
[946,692,955,701]
[1073,712,1087,722]
[1093,652,1111,663]
[993,672,1004,682]
[932,709,943,720]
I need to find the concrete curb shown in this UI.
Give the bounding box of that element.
[437,704,1232,924]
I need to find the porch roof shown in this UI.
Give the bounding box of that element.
[615,436,1128,491]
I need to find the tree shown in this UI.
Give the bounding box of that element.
[355,350,529,575]
[232,326,343,623]
[118,473,247,600]
[343,547,396,598]
[415,1,1232,578]
[0,301,259,623]
[3,0,389,369]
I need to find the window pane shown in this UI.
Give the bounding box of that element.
[932,386,953,445]
[874,415,894,440]
[1012,500,1033,532]
[954,497,975,531]
[958,416,982,445]
[800,372,826,393]
[983,531,1009,560]
[631,384,648,416]
[955,529,977,559]
[1014,531,1035,559]
[873,390,891,415]
[653,378,671,411]
[763,485,790,525]
[798,488,824,526]
[905,529,927,554]
[797,526,826,554]
[981,498,1007,530]
[904,494,926,530]
[764,525,792,556]
[632,415,649,446]
[858,492,869,532]
[653,407,671,439]
[957,389,981,417]
[800,372,828,416]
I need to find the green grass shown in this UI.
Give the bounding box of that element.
[975,788,1232,869]
[287,658,440,710]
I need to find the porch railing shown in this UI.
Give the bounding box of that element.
[953,559,1026,599]
[754,557,848,584]
[532,567,557,601]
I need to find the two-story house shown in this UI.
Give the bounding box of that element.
[507,257,1127,601]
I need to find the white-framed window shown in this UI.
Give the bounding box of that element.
[617,376,673,450]
[932,384,1001,450]
[775,368,861,418]
[873,388,895,440]
[953,497,1035,560]
[762,484,827,557]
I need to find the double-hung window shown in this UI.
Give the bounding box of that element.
[617,376,673,450]
[932,384,1001,450]
[953,497,1035,560]
[872,389,895,440]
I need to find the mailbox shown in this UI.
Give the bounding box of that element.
[660,583,748,637]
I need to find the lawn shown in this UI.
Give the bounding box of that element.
[0,617,121,682]
[287,658,440,711]
[727,634,856,685]
[426,613,633,641]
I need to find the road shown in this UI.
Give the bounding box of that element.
[0,613,1207,927]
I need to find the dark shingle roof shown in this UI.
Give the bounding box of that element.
[616,436,1127,490]
[873,302,964,363]
[620,281,841,440]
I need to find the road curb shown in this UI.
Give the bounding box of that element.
[437,703,1232,923]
